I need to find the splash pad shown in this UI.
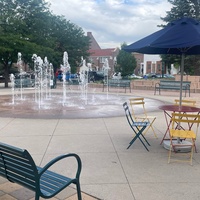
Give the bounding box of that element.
[0,86,164,119]
[4,51,164,119]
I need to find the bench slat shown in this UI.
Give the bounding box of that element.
[1,163,36,181]
[0,152,37,173]
[38,166,72,195]
[0,154,35,172]
[3,171,36,190]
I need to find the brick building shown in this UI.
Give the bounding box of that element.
[87,32,166,76]
[87,32,119,75]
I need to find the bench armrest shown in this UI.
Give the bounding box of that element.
[38,153,82,179]
[155,82,160,87]
[185,83,190,88]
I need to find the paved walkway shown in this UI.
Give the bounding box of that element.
[0,86,200,200]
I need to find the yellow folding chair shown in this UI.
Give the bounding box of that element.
[174,99,198,146]
[174,99,196,107]
[129,98,157,138]
[168,112,200,165]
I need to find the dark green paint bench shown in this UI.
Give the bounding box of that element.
[14,78,35,88]
[103,79,131,93]
[154,80,191,97]
[0,142,82,200]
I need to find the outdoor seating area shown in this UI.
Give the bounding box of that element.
[0,86,200,200]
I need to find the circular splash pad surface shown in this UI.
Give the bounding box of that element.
[0,92,164,119]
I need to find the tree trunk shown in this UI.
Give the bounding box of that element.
[4,64,10,88]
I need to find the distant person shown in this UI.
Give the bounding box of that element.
[144,75,148,80]
[58,71,62,81]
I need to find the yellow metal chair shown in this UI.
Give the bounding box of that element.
[174,99,196,107]
[129,98,157,138]
[174,99,198,140]
[168,112,200,165]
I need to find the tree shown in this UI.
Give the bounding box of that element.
[160,54,180,74]
[0,0,90,87]
[116,43,137,76]
[161,0,199,24]
[49,15,90,73]
[160,0,200,75]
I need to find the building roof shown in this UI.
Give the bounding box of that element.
[89,48,117,57]
[87,32,101,50]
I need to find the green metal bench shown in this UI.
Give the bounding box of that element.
[14,78,35,88]
[0,142,82,200]
[154,80,191,97]
[103,79,131,93]
[68,78,79,85]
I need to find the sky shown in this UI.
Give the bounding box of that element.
[46,0,172,49]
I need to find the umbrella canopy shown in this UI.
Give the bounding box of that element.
[123,17,200,55]
[123,17,200,106]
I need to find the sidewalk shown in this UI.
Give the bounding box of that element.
[0,87,200,200]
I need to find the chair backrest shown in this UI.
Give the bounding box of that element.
[123,102,135,127]
[129,98,147,119]
[0,142,39,191]
[174,99,196,107]
[171,112,200,135]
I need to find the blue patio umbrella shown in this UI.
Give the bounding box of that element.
[123,17,200,105]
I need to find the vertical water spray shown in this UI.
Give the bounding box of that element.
[17,52,23,100]
[10,73,15,104]
[49,63,54,96]
[32,54,43,109]
[79,58,89,104]
[61,51,71,105]
[43,57,50,99]
[102,58,110,99]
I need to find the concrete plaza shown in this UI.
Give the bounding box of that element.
[0,86,200,200]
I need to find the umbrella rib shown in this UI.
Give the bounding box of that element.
[178,47,192,53]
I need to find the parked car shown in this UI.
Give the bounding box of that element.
[0,75,5,83]
[143,73,157,79]
[57,72,79,82]
[88,71,104,82]
[155,74,162,78]
[128,74,142,79]
[163,74,175,79]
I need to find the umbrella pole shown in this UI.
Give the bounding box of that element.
[179,53,185,107]
[177,53,185,143]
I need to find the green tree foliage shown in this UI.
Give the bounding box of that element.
[116,44,137,77]
[161,0,200,24]
[160,0,200,75]
[0,0,90,87]
[49,15,90,73]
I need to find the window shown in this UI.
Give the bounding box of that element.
[100,57,109,63]
[157,64,161,71]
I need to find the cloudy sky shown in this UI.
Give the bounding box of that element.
[46,0,172,49]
